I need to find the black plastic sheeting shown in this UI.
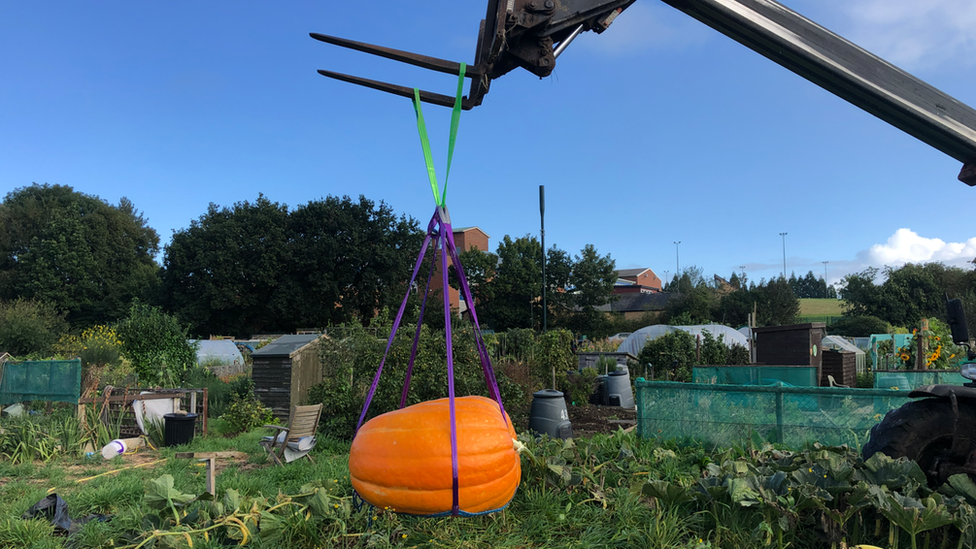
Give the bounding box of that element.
[21,494,110,536]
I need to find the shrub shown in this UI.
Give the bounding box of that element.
[220,390,275,434]
[308,323,524,440]
[181,366,248,418]
[562,368,599,406]
[828,315,890,337]
[114,301,197,385]
[0,298,67,357]
[637,330,696,381]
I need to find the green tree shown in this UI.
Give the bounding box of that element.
[663,267,715,325]
[840,263,975,333]
[487,235,543,331]
[0,299,68,357]
[0,184,160,326]
[161,195,290,337]
[562,244,616,336]
[284,195,421,328]
[115,301,197,385]
[756,277,800,326]
[828,315,889,337]
[161,194,421,336]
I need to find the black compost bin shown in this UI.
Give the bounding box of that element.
[163,413,198,446]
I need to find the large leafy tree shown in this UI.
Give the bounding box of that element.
[161,195,290,337]
[840,263,976,333]
[161,195,421,336]
[284,195,421,327]
[454,236,614,333]
[489,235,544,331]
[0,184,160,326]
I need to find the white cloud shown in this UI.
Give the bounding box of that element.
[838,0,976,69]
[738,229,975,287]
[860,228,976,267]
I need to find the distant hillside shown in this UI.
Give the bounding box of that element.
[799,298,845,317]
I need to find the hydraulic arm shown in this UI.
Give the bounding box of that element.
[311,0,976,185]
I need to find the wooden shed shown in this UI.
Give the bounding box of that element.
[252,334,323,420]
[754,322,826,371]
[821,349,856,387]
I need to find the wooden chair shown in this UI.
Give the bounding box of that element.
[260,403,323,466]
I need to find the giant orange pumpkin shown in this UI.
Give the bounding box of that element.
[349,395,521,516]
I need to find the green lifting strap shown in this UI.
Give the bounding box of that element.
[412,63,466,207]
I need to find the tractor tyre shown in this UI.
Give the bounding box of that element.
[863,398,976,487]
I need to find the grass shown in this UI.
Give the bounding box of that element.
[1,412,959,549]
[798,298,845,316]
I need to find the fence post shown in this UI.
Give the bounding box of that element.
[202,387,208,435]
[775,389,785,444]
[635,379,643,438]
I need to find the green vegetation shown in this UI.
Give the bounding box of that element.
[839,263,976,336]
[115,302,197,385]
[4,414,976,548]
[0,298,68,357]
[0,184,160,327]
[457,237,617,335]
[663,268,800,328]
[637,331,750,381]
[798,298,844,316]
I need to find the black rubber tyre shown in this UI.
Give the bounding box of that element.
[863,398,976,487]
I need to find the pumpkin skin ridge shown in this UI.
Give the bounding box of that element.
[349,423,517,488]
[352,455,521,515]
[349,395,521,515]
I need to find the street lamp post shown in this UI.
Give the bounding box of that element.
[779,233,788,279]
[674,241,681,274]
[540,185,546,332]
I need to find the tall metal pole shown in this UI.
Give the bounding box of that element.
[779,233,788,279]
[674,241,681,275]
[822,260,829,298]
[540,185,546,332]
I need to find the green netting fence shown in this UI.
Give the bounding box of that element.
[873,370,967,390]
[0,359,82,405]
[693,366,819,387]
[635,379,913,449]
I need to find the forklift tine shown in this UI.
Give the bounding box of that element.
[316,70,474,110]
[310,33,482,78]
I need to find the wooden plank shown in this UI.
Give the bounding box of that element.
[174,451,248,459]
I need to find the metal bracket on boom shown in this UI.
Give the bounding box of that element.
[311,0,635,109]
[311,0,976,184]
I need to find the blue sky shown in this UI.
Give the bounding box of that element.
[3,1,974,290]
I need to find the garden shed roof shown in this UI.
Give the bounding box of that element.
[251,334,321,358]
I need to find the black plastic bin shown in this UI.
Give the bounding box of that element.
[163,413,198,447]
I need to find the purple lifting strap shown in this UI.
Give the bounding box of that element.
[354,207,507,517]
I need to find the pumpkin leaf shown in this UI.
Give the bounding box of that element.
[145,474,196,511]
[224,488,241,514]
[309,489,332,517]
[857,453,927,491]
[641,480,693,506]
[947,474,976,505]
[728,477,760,507]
